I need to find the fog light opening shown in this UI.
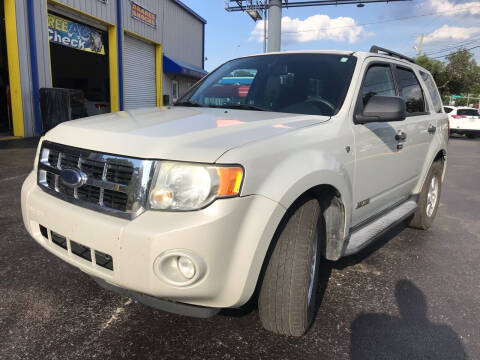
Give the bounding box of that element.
[177,256,196,279]
[154,250,206,286]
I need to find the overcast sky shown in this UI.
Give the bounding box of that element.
[181,0,480,71]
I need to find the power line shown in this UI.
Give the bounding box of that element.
[431,45,480,59]
[280,4,480,34]
[423,36,480,54]
[423,37,480,56]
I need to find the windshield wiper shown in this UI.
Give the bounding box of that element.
[175,102,266,111]
[209,104,266,111]
[174,101,203,107]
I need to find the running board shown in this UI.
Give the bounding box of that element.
[344,200,418,256]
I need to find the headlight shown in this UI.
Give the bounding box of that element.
[148,161,243,211]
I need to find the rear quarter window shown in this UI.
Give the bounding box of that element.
[420,71,443,113]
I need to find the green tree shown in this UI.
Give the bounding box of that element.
[415,55,447,89]
[415,49,480,99]
[444,49,479,95]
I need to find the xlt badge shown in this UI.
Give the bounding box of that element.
[356,198,370,209]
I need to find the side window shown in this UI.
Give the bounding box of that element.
[395,67,426,114]
[420,71,442,113]
[444,107,453,114]
[360,65,396,106]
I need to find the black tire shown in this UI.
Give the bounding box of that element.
[258,197,322,336]
[407,161,443,230]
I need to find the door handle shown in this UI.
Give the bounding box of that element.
[428,124,437,134]
[395,132,407,141]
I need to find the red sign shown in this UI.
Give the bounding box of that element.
[131,2,156,28]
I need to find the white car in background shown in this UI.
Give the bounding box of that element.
[444,106,480,138]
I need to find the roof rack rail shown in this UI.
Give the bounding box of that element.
[369,45,415,64]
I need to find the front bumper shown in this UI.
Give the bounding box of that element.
[21,171,285,308]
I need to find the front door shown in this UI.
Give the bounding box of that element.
[352,61,411,226]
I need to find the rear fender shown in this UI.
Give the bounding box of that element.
[414,116,448,194]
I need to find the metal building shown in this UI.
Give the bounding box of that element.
[0,0,206,138]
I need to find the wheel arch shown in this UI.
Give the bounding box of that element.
[434,148,447,181]
[415,148,447,194]
[249,182,349,306]
[309,184,348,261]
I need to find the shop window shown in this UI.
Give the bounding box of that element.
[48,12,110,118]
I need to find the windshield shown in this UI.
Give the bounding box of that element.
[177,53,357,116]
[457,109,479,116]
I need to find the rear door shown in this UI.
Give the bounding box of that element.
[390,66,433,184]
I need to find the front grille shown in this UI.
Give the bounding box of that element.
[42,225,114,271]
[37,141,155,219]
[106,163,134,185]
[70,240,92,261]
[51,231,67,250]
[77,185,101,203]
[94,250,114,271]
[103,189,129,211]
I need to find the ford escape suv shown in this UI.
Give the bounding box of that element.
[22,46,448,336]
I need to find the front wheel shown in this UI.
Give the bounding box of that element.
[258,197,322,336]
[407,161,443,230]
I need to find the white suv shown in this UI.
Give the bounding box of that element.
[21,46,448,336]
[444,106,480,138]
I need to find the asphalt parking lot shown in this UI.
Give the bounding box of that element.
[1,136,479,360]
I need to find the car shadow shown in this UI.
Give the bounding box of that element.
[363,121,399,152]
[349,279,468,359]
[449,134,479,141]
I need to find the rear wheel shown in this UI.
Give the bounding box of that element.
[258,197,322,336]
[407,161,443,230]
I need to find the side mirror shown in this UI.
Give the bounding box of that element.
[355,95,406,124]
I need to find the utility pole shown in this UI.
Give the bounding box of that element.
[225,1,410,53]
[263,7,267,53]
[267,0,282,52]
[417,34,424,56]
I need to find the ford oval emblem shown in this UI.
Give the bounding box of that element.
[60,168,87,188]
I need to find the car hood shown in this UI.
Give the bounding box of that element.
[44,106,329,162]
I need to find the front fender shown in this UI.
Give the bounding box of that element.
[217,121,355,265]
[218,130,355,233]
[264,150,352,211]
